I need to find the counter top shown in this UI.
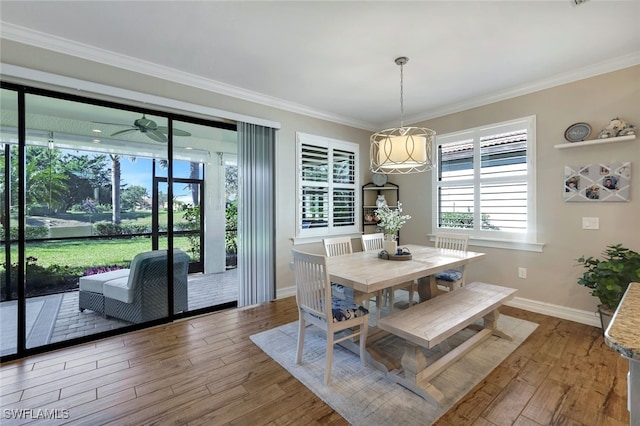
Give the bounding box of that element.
[605,282,640,361]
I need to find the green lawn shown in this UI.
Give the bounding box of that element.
[1,211,199,300]
[10,236,194,269]
[1,236,196,300]
[20,209,188,227]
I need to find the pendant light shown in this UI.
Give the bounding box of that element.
[370,57,435,174]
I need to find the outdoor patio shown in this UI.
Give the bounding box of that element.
[0,268,238,355]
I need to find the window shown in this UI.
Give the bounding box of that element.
[433,116,537,245]
[296,132,359,238]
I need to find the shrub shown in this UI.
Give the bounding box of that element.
[95,203,112,213]
[83,265,128,276]
[1,257,85,301]
[180,204,201,260]
[439,212,499,230]
[226,200,238,254]
[93,222,150,236]
[0,226,49,241]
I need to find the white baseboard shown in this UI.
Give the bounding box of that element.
[506,296,601,328]
[277,286,602,328]
[277,285,296,300]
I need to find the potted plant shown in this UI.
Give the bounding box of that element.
[577,244,640,330]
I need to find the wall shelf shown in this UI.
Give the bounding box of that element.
[554,134,636,149]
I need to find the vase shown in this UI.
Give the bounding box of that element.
[376,195,387,208]
[598,304,614,332]
[384,234,397,254]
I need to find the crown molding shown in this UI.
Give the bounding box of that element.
[388,51,640,129]
[0,22,377,131]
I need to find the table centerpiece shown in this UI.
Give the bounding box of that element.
[374,201,411,254]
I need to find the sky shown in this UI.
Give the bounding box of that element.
[118,157,199,204]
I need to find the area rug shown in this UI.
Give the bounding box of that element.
[0,294,63,356]
[250,314,537,425]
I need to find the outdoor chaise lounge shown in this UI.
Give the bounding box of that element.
[79,249,190,323]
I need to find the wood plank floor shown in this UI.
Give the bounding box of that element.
[0,297,630,425]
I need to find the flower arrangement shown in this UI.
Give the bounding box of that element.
[375,201,411,235]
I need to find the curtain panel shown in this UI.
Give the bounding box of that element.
[237,122,276,306]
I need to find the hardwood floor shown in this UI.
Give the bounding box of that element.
[0,297,630,425]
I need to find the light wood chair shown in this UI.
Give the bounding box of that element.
[361,233,416,310]
[292,249,369,385]
[322,236,353,257]
[360,233,386,253]
[434,232,470,293]
[323,236,383,317]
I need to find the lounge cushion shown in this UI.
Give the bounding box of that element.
[102,276,133,303]
[79,269,130,294]
[331,296,369,322]
[435,269,463,282]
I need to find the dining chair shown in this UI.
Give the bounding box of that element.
[434,232,470,293]
[322,236,353,257]
[361,233,416,310]
[323,236,383,317]
[292,249,369,385]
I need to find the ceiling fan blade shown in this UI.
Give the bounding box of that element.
[111,129,138,137]
[157,126,192,137]
[147,129,168,143]
[93,121,134,127]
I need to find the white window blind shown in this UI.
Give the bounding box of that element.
[297,133,359,237]
[433,116,537,243]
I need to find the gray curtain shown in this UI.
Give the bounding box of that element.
[237,122,276,306]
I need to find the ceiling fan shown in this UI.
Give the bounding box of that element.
[95,114,191,143]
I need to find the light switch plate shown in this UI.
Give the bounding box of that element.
[582,217,599,230]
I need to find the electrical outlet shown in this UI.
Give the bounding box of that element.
[518,267,527,279]
[582,217,599,230]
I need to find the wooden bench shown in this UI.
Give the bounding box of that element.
[376,281,517,406]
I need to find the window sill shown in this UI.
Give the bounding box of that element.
[427,235,544,253]
[291,232,363,246]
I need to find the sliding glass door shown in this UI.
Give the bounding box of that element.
[0,88,18,357]
[0,83,238,360]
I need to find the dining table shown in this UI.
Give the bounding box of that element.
[323,243,487,379]
[325,243,486,302]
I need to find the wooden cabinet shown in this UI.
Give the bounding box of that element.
[362,182,399,239]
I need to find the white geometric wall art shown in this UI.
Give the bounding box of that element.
[564,162,631,202]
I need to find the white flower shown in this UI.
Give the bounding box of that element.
[374,201,411,234]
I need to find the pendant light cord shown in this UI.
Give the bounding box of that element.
[399,61,404,128]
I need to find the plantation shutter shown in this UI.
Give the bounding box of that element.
[297,133,359,237]
[435,116,535,242]
[332,148,356,228]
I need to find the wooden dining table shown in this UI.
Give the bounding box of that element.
[323,243,489,393]
[325,243,486,302]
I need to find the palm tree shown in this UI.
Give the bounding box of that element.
[25,146,68,213]
[189,162,199,205]
[110,154,121,224]
[109,154,137,224]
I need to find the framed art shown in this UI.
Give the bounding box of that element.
[564,161,631,202]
